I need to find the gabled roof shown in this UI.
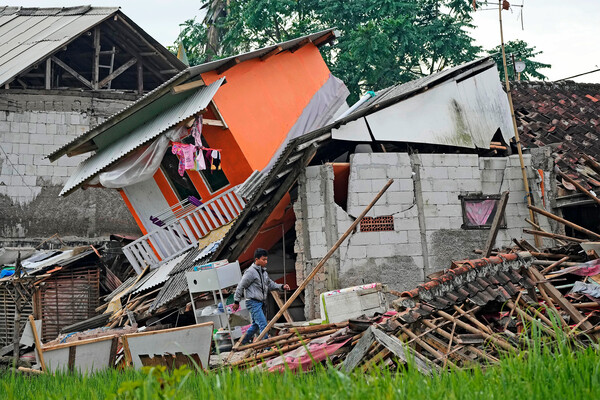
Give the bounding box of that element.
[325,56,514,149]
[512,81,600,190]
[59,77,225,196]
[0,6,185,88]
[48,28,338,162]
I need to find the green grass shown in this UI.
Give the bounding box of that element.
[2,340,599,400]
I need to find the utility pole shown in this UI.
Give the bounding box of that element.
[13,252,21,366]
[498,1,542,247]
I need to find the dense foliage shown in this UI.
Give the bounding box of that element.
[175,1,550,103]
[487,39,551,81]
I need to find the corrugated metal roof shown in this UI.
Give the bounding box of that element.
[0,6,119,87]
[131,252,187,295]
[48,28,338,162]
[59,77,225,196]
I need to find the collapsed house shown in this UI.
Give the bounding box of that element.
[4,23,600,372]
[0,6,186,242]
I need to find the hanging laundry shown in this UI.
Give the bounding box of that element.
[195,147,207,171]
[190,115,203,146]
[172,142,196,176]
[211,149,221,171]
[203,149,214,174]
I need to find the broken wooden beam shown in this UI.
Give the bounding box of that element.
[528,205,600,240]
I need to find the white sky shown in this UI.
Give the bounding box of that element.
[7,0,600,83]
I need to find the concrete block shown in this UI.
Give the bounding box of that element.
[388,191,414,205]
[37,113,47,123]
[29,144,43,155]
[371,178,390,192]
[456,179,481,192]
[420,178,435,192]
[25,123,35,133]
[422,191,448,205]
[308,218,324,232]
[43,144,57,156]
[46,124,57,134]
[395,216,420,231]
[387,165,413,178]
[448,166,476,179]
[1,142,11,153]
[306,190,323,206]
[70,114,81,125]
[421,166,448,180]
[346,245,367,259]
[366,244,396,258]
[30,134,46,144]
[370,153,398,165]
[307,178,321,193]
[351,232,381,246]
[311,245,327,259]
[46,113,56,124]
[401,243,424,256]
[459,155,479,167]
[304,166,320,179]
[35,123,46,134]
[425,217,452,230]
[431,179,459,192]
[357,192,375,206]
[350,179,372,193]
[357,166,387,180]
[480,157,507,171]
[0,121,9,132]
[350,153,370,165]
[436,204,463,217]
[54,166,67,177]
[380,231,408,244]
[308,205,325,219]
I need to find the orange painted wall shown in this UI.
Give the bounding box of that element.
[201,44,331,172]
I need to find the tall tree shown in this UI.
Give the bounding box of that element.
[487,39,551,81]
[177,0,482,102]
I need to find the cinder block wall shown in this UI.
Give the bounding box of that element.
[0,91,141,242]
[295,152,552,319]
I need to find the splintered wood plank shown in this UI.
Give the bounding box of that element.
[343,326,375,372]
[484,191,509,257]
[529,268,594,332]
[372,328,436,375]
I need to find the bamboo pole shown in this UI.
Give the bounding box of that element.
[528,205,600,240]
[253,179,394,343]
[556,168,600,206]
[497,1,541,247]
[524,218,567,246]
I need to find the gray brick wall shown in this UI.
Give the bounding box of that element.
[0,91,140,239]
[295,151,553,318]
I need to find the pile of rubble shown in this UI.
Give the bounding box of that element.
[220,248,600,372]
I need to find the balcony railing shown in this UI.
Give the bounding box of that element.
[122,187,246,273]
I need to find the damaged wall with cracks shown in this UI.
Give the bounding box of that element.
[294,152,553,319]
[0,90,141,241]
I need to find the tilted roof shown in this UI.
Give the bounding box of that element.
[0,6,184,88]
[512,80,600,190]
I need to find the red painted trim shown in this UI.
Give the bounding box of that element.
[119,190,147,235]
[153,168,180,206]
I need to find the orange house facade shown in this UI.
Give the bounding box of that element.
[51,30,348,271]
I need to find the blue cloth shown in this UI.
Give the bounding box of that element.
[243,299,269,344]
[0,269,15,278]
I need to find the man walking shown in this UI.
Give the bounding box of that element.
[232,248,290,344]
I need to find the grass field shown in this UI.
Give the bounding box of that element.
[2,332,599,399]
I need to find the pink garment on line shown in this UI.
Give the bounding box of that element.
[465,199,496,226]
[171,143,196,176]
